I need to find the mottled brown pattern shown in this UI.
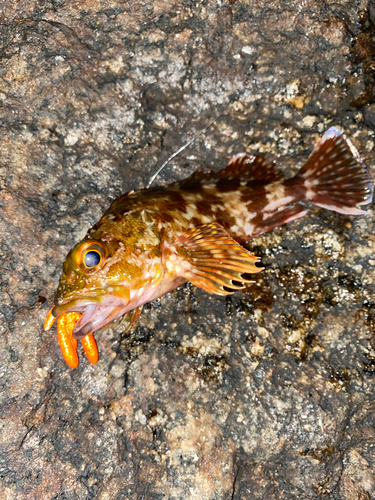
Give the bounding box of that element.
[211,209,237,230]
[240,187,267,207]
[284,177,307,201]
[191,216,203,226]
[195,199,216,216]
[216,177,241,192]
[153,209,176,223]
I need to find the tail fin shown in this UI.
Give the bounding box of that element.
[295,127,373,215]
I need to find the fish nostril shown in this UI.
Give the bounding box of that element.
[66,271,78,285]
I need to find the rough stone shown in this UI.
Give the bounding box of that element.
[0,0,375,498]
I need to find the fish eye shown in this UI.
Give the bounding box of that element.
[84,250,101,268]
[72,240,107,273]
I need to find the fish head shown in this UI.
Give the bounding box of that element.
[52,210,163,339]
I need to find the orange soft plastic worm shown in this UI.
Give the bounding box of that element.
[44,308,98,368]
[81,333,99,365]
[57,312,80,368]
[44,308,56,331]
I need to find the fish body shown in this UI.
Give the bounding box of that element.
[46,127,373,364]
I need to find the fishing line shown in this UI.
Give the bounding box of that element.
[147,114,224,188]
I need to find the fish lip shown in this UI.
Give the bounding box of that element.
[52,286,129,317]
[52,297,101,317]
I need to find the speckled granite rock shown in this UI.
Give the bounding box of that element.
[1,0,375,498]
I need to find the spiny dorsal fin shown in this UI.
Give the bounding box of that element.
[218,153,284,182]
[177,154,283,190]
[173,222,262,295]
[175,169,216,190]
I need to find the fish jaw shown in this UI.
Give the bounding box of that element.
[58,274,167,339]
[50,285,131,339]
[72,303,129,339]
[71,265,172,338]
[73,285,164,339]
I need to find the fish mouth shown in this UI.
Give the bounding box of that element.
[73,303,128,339]
[52,287,130,340]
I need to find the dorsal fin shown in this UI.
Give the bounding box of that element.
[218,153,283,182]
[177,153,283,190]
[175,169,216,189]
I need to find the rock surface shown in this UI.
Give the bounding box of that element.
[1,0,375,498]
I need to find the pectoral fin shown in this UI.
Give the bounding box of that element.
[173,222,262,295]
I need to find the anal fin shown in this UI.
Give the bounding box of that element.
[173,222,262,295]
[251,206,308,238]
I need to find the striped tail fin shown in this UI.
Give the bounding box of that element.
[294,127,373,215]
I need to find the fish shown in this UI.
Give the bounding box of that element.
[44,127,373,367]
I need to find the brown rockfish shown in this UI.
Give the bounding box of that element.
[45,127,373,365]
